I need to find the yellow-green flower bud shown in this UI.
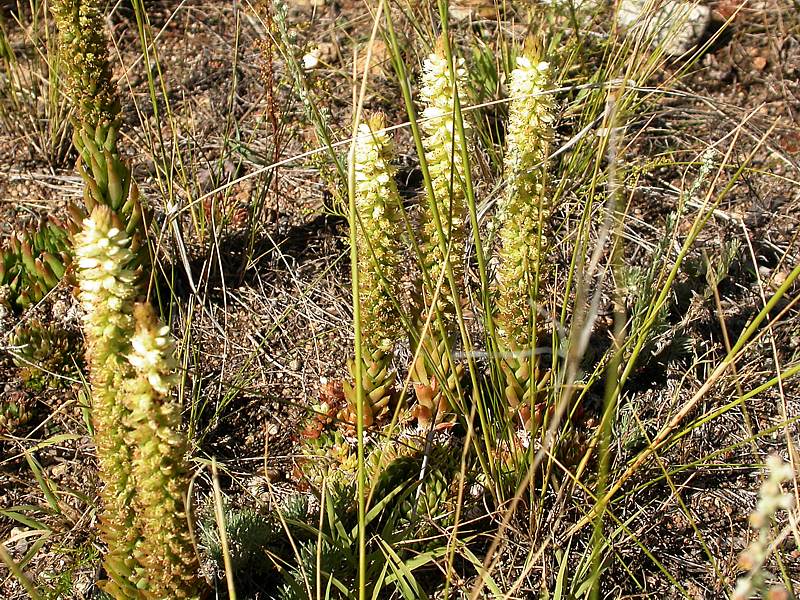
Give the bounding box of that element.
[495,53,555,348]
[352,113,405,354]
[76,205,138,356]
[124,303,202,599]
[51,0,119,127]
[418,42,469,322]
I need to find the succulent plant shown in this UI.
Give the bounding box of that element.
[0,218,72,311]
[369,445,457,534]
[375,455,449,525]
[76,207,202,597]
[410,335,462,430]
[10,320,81,390]
[68,120,148,271]
[0,391,34,435]
[51,0,204,595]
[298,426,359,490]
[199,504,280,578]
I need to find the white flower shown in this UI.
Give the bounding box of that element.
[303,47,321,70]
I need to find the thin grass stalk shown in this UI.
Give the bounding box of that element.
[589,93,625,600]
[348,80,367,600]
[212,458,237,600]
[348,7,385,598]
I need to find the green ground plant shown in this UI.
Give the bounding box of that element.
[0,390,34,434]
[10,319,80,390]
[0,218,72,312]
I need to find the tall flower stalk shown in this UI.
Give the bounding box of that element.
[125,303,202,598]
[74,205,142,596]
[52,0,202,596]
[341,114,405,428]
[411,40,469,427]
[494,46,556,429]
[52,0,147,271]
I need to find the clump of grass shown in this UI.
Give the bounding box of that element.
[0,1,72,165]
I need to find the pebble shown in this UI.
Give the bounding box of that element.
[8,527,28,554]
[617,0,711,57]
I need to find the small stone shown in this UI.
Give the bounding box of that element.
[302,48,321,70]
[617,0,711,56]
[8,527,28,554]
[772,270,789,287]
[49,463,68,479]
[289,358,301,371]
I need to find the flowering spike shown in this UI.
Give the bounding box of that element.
[124,303,202,599]
[411,40,470,426]
[496,50,555,347]
[74,204,141,597]
[50,0,119,127]
[417,39,469,324]
[494,46,556,427]
[343,113,406,425]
